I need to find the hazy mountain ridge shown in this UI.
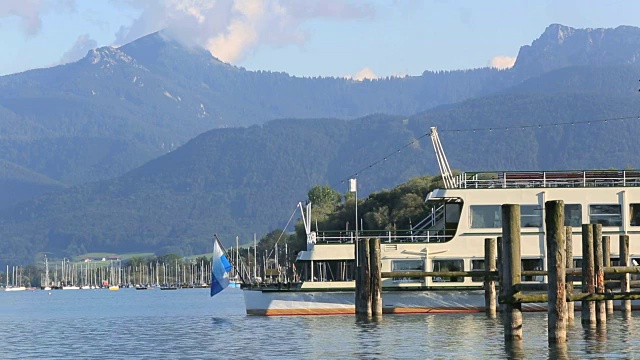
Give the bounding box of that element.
[2,24,640,263]
[3,90,640,264]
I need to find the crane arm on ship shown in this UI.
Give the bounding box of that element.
[429,127,456,189]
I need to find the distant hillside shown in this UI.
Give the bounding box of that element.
[3,89,640,265]
[4,23,640,208]
[0,32,510,190]
[0,160,65,210]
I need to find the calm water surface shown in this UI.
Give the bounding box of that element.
[2,288,640,359]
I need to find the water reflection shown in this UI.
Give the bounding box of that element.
[503,340,526,360]
[548,343,569,360]
[1,290,639,359]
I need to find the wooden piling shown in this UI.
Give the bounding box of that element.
[620,234,631,313]
[546,200,567,343]
[484,237,497,318]
[593,224,606,324]
[581,224,596,326]
[565,226,574,321]
[602,235,613,315]
[355,238,372,317]
[501,204,522,341]
[363,237,371,317]
[497,236,503,314]
[369,238,382,318]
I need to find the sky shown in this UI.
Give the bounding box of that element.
[2,0,640,79]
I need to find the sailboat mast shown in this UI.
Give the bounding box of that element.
[253,233,257,280]
[235,236,239,279]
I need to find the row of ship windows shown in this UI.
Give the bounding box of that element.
[469,204,640,228]
[392,258,638,283]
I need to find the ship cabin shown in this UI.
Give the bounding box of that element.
[294,170,640,289]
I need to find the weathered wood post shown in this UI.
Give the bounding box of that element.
[355,238,372,317]
[581,224,596,327]
[593,224,606,324]
[602,235,613,315]
[502,204,522,341]
[619,234,631,313]
[546,200,567,343]
[363,238,371,317]
[565,226,574,322]
[484,237,497,318]
[497,236,503,314]
[369,238,382,318]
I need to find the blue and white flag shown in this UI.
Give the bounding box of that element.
[211,239,233,297]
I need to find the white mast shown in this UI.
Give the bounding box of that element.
[429,127,456,189]
[235,235,239,279]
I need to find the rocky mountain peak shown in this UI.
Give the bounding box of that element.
[512,24,640,75]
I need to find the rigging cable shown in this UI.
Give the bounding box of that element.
[331,114,640,188]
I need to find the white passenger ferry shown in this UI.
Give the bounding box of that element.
[242,129,640,316]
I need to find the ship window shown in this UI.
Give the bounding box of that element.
[432,259,464,283]
[471,259,485,282]
[521,205,542,228]
[470,205,501,228]
[630,204,640,226]
[589,204,622,226]
[565,204,582,227]
[391,259,424,283]
[522,258,543,282]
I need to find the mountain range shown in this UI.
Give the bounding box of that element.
[2,23,640,265]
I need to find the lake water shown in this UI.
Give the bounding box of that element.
[1,288,640,359]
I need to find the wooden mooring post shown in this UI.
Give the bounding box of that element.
[355,238,372,317]
[581,224,596,327]
[546,200,567,343]
[484,237,497,318]
[565,226,574,322]
[620,234,631,313]
[370,238,382,318]
[501,204,522,341]
[593,224,606,325]
[602,235,613,315]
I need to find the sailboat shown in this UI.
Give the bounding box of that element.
[227,236,242,289]
[4,265,26,291]
[42,256,52,290]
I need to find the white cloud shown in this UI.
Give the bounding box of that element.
[489,55,516,70]
[58,34,98,65]
[111,0,375,64]
[346,67,378,81]
[0,0,75,36]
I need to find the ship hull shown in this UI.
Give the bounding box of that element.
[242,287,549,316]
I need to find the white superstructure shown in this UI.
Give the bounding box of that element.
[243,170,640,315]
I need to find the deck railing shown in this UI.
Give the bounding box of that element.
[455,170,640,189]
[314,229,453,244]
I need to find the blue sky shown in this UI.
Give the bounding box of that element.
[1,0,640,78]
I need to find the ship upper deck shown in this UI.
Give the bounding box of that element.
[451,170,640,189]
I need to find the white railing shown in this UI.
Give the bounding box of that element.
[315,230,453,244]
[455,170,640,189]
[411,204,445,232]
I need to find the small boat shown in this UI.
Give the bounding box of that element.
[108,285,119,291]
[4,286,26,292]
